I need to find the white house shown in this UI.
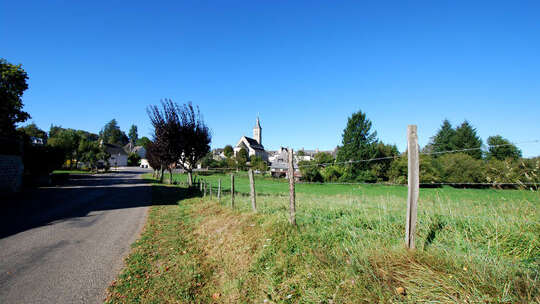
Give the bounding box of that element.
[234,117,268,161]
[102,142,128,167]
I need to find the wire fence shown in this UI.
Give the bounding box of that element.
[155,129,539,269]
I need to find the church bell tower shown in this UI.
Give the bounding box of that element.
[253,117,262,145]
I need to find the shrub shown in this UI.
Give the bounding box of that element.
[388,155,441,185]
[321,165,343,182]
[437,153,485,183]
[299,161,323,182]
[128,152,141,166]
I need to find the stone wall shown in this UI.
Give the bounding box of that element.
[0,155,24,193]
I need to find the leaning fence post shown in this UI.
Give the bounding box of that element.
[248,169,257,212]
[405,125,419,249]
[288,148,296,226]
[218,179,222,203]
[231,174,235,208]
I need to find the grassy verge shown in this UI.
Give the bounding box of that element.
[106,178,539,303]
[52,169,93,174]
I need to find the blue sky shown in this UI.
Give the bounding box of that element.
[2,1,539,156]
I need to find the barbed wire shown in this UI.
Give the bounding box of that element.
[195,139,539,172]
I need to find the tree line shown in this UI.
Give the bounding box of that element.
[298,112,539,187]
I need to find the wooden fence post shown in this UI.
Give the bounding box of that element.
[288,148,296,226]
[209,182,212,199]
[405,125,419,249]
[218,179,222,203]
[248,169,257,212]
[203,181,207,197]
[231,174,235,208]
[200,180,203,192]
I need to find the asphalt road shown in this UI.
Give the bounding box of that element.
[0,168,152,304]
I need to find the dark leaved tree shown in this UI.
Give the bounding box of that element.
[336,110,378,181]
[128,125,138,144]
[0,58,30,137]
[453,121,483,159]
[429,119,457,154]
[223,145,234,158]
[99,119,128,146]
[177,102,211,185]
[486,135,521,160]
[147,100,182,183]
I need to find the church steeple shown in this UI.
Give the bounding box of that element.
[253,116,262,145]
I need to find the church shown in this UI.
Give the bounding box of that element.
[234,117,268,162]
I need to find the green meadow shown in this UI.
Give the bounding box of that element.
[107,173,540,303]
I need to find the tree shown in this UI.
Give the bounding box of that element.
[223,145,234,158]
[147,100,211,185]
[78,140,110,172]
[145,140,165,179]
[486,135,521,160]
[147,100,183,183]
[430,119,456,154]
[128,152,141,166]
[48,128,80,168]
[297,150,305,156]
[235,147,249,170]
[0,58,30,136]
[453,121,483,159]
[313,152,334,165]
[176,102,211,185]
[128,125,138,144]
[99,119,128,146]
[200,152,220,168]
[250,155,268,172]
[136,136,151,149]
[336,110,378,180]
[298,160,323,182]
[18,122,48,142]
[47,126,98,169]
[370,142,399,181]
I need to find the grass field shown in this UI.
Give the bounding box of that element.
[52,169,93,174]
[106,173,540,303]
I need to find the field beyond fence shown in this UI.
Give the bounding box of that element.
[104,171,540,303]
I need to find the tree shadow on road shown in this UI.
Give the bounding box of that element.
[0,175,199,239]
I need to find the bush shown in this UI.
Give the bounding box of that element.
[321,165,343,182]
[299,161,323,182]
[339,166,377,183]
[438,153,485,183]
[128,152,141,166]
[389,155,441,185]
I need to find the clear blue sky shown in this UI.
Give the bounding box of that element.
[2,1,539,156]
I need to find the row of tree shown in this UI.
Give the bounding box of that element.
[145,99,211,185]
[297,111,539,187]
[198,145,268,172]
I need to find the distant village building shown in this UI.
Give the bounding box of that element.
[96,141,148,168]
[234,117,268,162]
[102,142,129,167]
[124,142,146,159]
[269,147,301,179]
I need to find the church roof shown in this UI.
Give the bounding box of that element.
[243,136,265,151]
[103,143,128,155]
